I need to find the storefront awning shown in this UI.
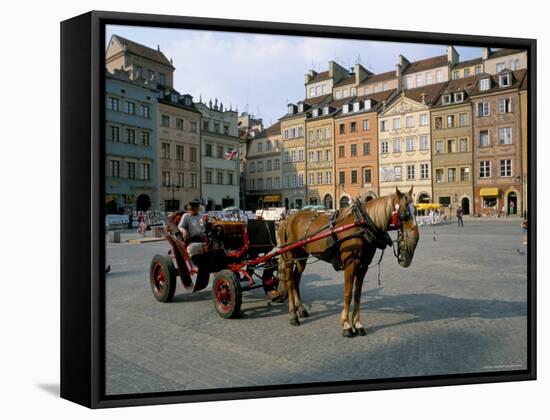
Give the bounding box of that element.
[263,195,281,202]
[479,188,499,197]
[416,203,441,210]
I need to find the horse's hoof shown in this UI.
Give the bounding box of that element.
[290,317,300,326]
[298,308,309,318]
[356,327,366,336]
[342,328,355,338]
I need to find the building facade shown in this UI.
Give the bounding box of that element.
[106,34,175,88]
[378,84,445,203]
[482,48,528,75]
[471,70,527,216]
[157,90,202,211]
[196,100,240,210]
[244,122,282,209]
[334,90,396,208]
[431,77,477,215]
[105,69,158,213]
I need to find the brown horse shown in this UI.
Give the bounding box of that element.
[278,187,419,337]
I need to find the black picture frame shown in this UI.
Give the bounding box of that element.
[61,10,537,409]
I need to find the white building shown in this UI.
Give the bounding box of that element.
[196,99,240,210]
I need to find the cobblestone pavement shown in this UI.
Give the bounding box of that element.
[105,219,528,395]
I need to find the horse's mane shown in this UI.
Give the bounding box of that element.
[364,194,393,232]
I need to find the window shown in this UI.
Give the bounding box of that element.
[499,127,513,144]
[309,87,315,97]
[393,138,401,153]
[406,137,414,152]
[480,78,490,91]
[479,161,491,178]
[351,144,357,157]
[217,171,224,185]
[499,73,511,87]
[448,168,456,182]
[317,172,323,184]
[439,196,451,206]
[141,131,150,146]
[258,161,263,172]
[394,166,402,181]
[454,92,464,103]
[140,163,150,180]
[477,102,490,117]
[249,179,255,190]
[325,149,330,161]
[190,121,197,133]
[109,125,120,142]
[284,176,289,188]
[266,178,272,190]
[257,177,263,190]
[316,86,321,96]
[381,141,389,154]
[316,128,322,140]
[499,98,512,113]
[350,122,357,133]
[363,119,370,130]
[249,163,256,174]
[351,170,358,184]
[161,143,171,159]
[266,141,272,151]
[475,66,481,75]
[312,108,320,117]
[353,102,360,112]
[308,151,314,162]
[338,145,345,158]
[228,172,234,185]
[274,177,280,189]
[435,116,442,129]
[351,87,357,96]
[176,145,184,160]
[442,94,452,105]
[298,174,304,187]
[162,171,171,187]
[380,120,388,131]
[510,59,520,70]
[190,147,197,162]
[307,130,313,142]
[316,150,322,162]
[435,140,444,154]
[419,135,429,150]
[140,104,150,118]
[452,71,459,80]
[108,160,120,178]
[203,120,210,131]
[339,171,345,185]
[125,101,135,114]
[464,69,471,77]
[426,72,433,84]
[214,122,220,133]
[364,99,372,110]
[406,116,414,128]
[298,149,304,161]
[460,138,468,152]
[342,104,349,114]
[363,142,371,155]
[407,164,415,180]
[325,127,331,138]
[107,97,119,111]
[177,172,184,187]
[406,76,412,88]
[176,118,184,130]
[460,167,470,182]
[325,171,332,184]
[419,114,428,126]
[447,115,455,128]
[335,90,342,100]
[266,160,272,171]
[126,128,135,144]
[392,118,401,130]
[159,73,166,85]
[308,173,314,185]
[459,113,468,127]
[339,123,345,134]
[496,62,505,73]
[147,69,154,80]
[274,159,280,170]
[364,168,372,184]
[480,130,490,147]
[161,114,170,127]
[343,89,348,98]
[420,163,429,179]
[483,197,497,208]
[435,168,444,183]
[205,144,212,157]
[416,73,424,86]
[436,69,443,82]
[447,139,456,153]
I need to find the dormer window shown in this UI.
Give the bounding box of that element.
[480,78,491,91]
[353,102,360,112]
[288,104,296,114]
[442,94,452,105]
[454,92,464,103]
[499,73,511,87]
[350,87,357,96]
[364,99,371,110]
[312,108,319,117]
[171,93,178,102]
[342,104,349,114]
[298,103,304,113]
[323,106,330,115]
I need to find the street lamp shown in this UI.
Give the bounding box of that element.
[165,183,181,212]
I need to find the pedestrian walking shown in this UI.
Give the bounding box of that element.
[137,211,146,237]
[501,205,506,218]
[456,205,464,227]
[521,219,528,245]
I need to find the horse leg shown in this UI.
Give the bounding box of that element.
[352,263,368,336]
[281,252,299,326]
[293,257,309,318]
[341,261,357,337]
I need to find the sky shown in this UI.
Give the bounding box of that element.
[106,25,483,126]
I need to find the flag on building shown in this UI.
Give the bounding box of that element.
[224,150,238,160]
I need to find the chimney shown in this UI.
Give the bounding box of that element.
[304,69,317,84]
[447,46,459,65]
[482,47,490,60]
[382,100,386,112]
[157,44,160,51]
[421,93,426,105]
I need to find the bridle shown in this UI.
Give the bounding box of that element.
[388,199,417,260]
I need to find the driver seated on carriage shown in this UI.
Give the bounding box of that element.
[177,199,206,259]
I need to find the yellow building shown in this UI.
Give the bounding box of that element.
[378,84,446,203]
[519,74,529,217]
[451,58,483,80]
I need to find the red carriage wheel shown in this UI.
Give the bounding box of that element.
[212,270,242,318]
[149,254,177,302]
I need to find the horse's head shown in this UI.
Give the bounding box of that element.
[392,186,419,267]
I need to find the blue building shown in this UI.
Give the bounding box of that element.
[105,69,159,213]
